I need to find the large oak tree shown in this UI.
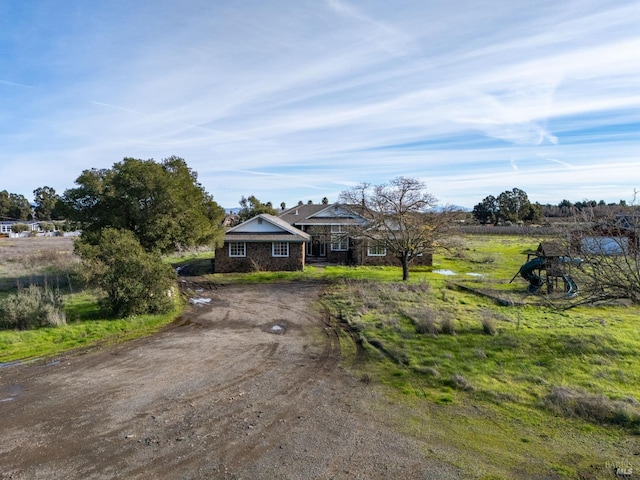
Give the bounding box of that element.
[62,156,225,254]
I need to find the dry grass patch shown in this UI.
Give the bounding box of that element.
[0,237,79,290]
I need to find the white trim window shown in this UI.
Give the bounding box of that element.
[229,241,246,257]
[367,242,387,256]
[272,242,289,257]
[330,225,348,251]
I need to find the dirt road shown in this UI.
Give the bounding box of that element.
[0,281,461,479]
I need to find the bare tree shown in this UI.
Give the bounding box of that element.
[563,205,640,306]
[340,176,459,280]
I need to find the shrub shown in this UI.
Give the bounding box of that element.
[543,386,640,428]
[387,345,410,365]
[444,236,467,259]
[412,365,440,377]
[249,258,266,272]
[471,253,496,264]
[0,285,66,329]
[409,308,438,335]
[440,313,456,335]
[11,223,29,234]
[447,374,474,391]
[75,229,176,318]
[481,312,497,335]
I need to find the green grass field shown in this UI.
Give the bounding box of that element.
[317,235,640,478]
[0,291,181,362]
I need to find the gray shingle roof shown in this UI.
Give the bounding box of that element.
[224,214,311,242]
[278,204,327,225]
[279,203,367,227]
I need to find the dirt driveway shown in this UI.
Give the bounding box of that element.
[0,281,462,479]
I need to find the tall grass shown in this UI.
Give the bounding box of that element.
[319,235,640,431]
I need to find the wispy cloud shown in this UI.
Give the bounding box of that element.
[0,79,36,89]
[324,0,421,57]
[90,101,146,116]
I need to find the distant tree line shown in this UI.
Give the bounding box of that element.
[0,187,64,221]
[238,196,331,219]
[0,190,33,221]
[540,199,629,219]
[472,188,631,224]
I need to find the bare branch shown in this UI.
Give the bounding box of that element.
[340,176,460,280]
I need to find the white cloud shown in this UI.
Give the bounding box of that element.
[324,0,421,57]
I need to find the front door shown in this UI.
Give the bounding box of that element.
[308,235,326,257]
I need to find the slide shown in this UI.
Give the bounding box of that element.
[563,274,578,298]
[518,257,545,293]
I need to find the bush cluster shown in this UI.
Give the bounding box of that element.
[75,228,177,318]
[544,386,640,428]
[0,285,66,330]
[480,312,497,335]
[407,308,456,336]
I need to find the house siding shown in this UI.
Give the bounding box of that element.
[293,218,434,267]
[351,240,433,267]
[215,242,305,273]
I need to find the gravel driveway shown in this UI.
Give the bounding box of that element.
[0,281,462,479]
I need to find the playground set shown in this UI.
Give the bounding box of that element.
[511,242,583,298]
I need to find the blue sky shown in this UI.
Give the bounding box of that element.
[1,0,639,209]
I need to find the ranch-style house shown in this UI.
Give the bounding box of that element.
[214,203,433,273]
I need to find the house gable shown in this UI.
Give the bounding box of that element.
[307,204,364,222]
[215,213,310,273]
[280,203,367,228]
[229,216,289,234]
[225,214,311,241]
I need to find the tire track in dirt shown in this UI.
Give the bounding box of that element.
[164,282,343,473]
[0,281,461,479]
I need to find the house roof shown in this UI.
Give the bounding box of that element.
[278,204,327,224]
[292,218,361,226]
[224,214,310,243]
[279,203,367,226]
[0,220,39,225]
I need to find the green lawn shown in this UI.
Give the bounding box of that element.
[316,234,640,478]
[0,292,181,362]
